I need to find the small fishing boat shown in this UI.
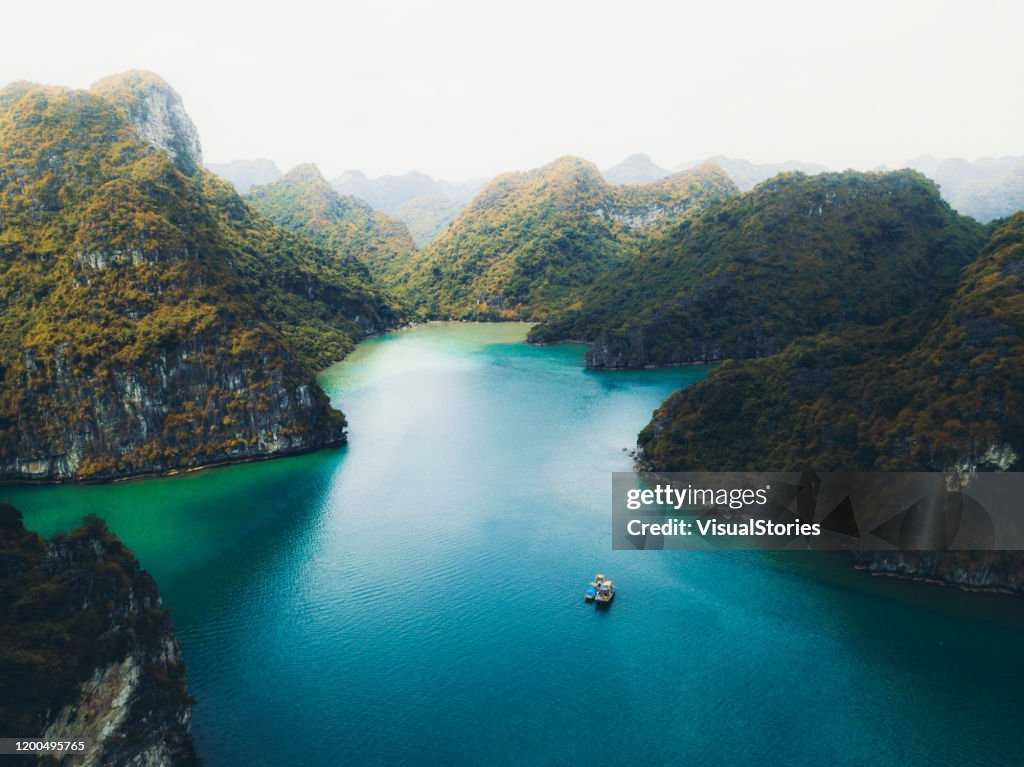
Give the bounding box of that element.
[593,576,615,605]
[585,574,614,604]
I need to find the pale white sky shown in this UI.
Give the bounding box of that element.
[3,0,1022,180]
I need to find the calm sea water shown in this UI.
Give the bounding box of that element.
[6,323,1024,766]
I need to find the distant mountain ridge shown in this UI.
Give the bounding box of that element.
[330,169,482,212]
[602,152,1024,221]
[394,195,467,247]
[905,154,1021,191]
[602,153,829,190]
[211,151,1024,234]
[206,158,282,192]
[603,153,672,185]
[699,155,830,191]
[952,163,1024,223]
[905,154,1024,222]
[331,169,484,247]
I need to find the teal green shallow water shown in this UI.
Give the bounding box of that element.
[5,323,1024,766]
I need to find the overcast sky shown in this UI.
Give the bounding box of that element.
[3,0,1022,180]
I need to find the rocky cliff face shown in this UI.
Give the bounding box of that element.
[853,551,1024,595]
[0,505,196,765]
[5,332,343,481]
[91,71,202,175]
[583,326,788,369]
[584,329,652,369]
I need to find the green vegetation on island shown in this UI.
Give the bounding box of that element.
[0,73,397,480]
[245,163,417,289]
[394,157,737,320]
[638,212,1024,473]
[533,170,986,368]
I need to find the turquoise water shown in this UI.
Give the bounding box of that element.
[5,323,1024,766]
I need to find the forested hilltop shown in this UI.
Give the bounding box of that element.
[0,72,398,481]
[638,212,1024,474]
[392,157,737,320]
[245,163,417,289]
[531,171,985,368]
